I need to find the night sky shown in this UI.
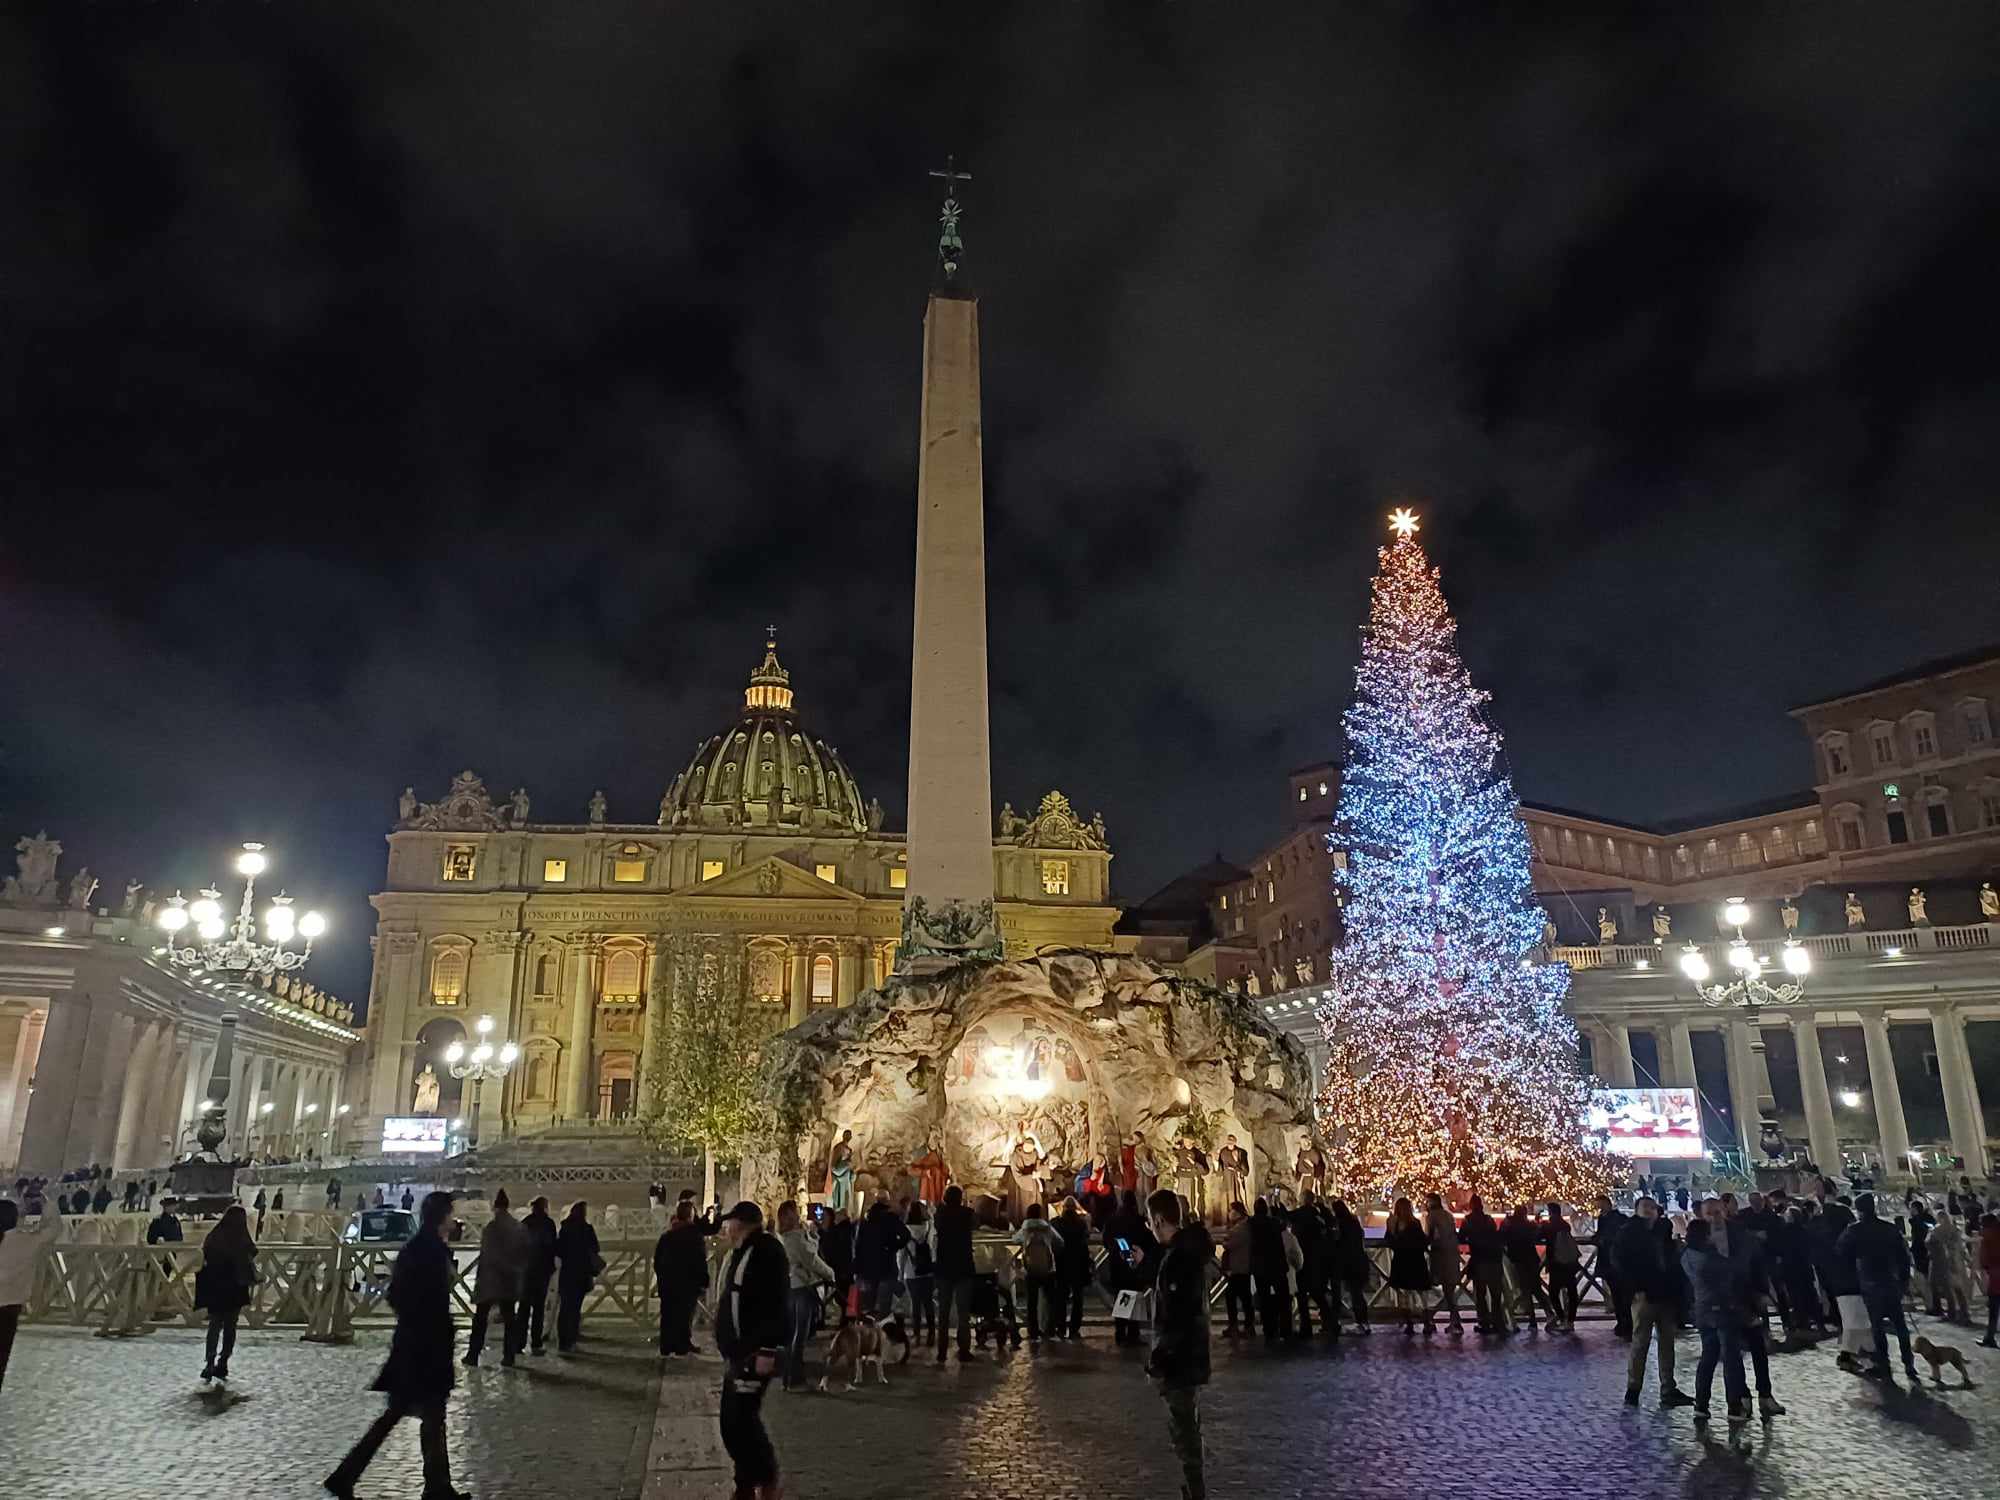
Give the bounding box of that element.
[5,6,1999,1006]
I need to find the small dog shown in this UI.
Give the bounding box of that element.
[818,1315,909,1391]
[1911,1335,1972,1388]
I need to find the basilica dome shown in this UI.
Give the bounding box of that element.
[659,633,871,836]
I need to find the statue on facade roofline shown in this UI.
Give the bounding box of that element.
[1981,882,1999,920]
[1781,897,1800,932]
[398,786,417,822]
[1596,907,1617,945]
[997,801,1024,838]
[1845,891,1866,929]
[5,831,62,905]
[121,879,144,915]
[509,787,531,824]
[588,789,608,826]
[1652,906,1672,940]
[1908,886,1929,924]
[67,867,98,910]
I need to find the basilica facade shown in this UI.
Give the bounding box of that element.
[356,635,1116,1151]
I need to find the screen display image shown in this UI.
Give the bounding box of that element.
[381,1116,449,1154]
[1586,1087,1703,1159]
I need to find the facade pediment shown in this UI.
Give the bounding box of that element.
[675,856,868,905]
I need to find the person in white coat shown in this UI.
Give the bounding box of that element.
[0,1194,64,1390]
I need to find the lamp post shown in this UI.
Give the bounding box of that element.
[1678,897,1810,1011]
[444,1015,518,1156]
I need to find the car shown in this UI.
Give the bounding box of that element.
[344,1207,417,1244]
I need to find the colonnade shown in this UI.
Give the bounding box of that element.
[1587,1003,1992,1179]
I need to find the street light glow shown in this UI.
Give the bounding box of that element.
[1679,950,1711,983]
[299,911,326,939]
[1722,897,1751,928]
[1781,944,1810,976]
[1837,1089,1862,1108]
[236,844,268,877]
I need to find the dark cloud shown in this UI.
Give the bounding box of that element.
[4,5,1999,1003]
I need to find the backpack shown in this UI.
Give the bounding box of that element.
[1023,1231,1057,1277]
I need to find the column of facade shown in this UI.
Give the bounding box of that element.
[1791,1013,1841,1173]
[1665,1018,1698,1089]
[366,932,423,1126]
[279,1061,307,1154]
[87,1010,138,1167]
[787,942,811,1027]
[835,941,862,1009]
[178,1039,215,1151]
[144,1035,188,1166]
[1930,1005,1991,1178]
[111,1020,163,1169]
[0,1008,47,1165]
[1602,1021,1637,1087]
[1725,1019,1764,1164]
[17,996,94,1174]
[1859,1012,1912,1173]
[563,935,603,1120]
[230,1049,261,1150]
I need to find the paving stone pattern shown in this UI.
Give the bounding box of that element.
[0,1323,659,1499]
[652,1323,2000,1500]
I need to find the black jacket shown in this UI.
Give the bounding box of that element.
[1613,1216,1679,1303]
[1104,1209,1157,1291]
[1148,1224,1213,1388]
[931,1201,977,1279]
[372,1228,456,1402]
[1837,1212,1911,1292]
[714,1231,789,1367]
[1501,1216,1545,1268]
[1288,1205,1326,1281]
[654,1222,711,1298]
[146,1213,183,1245]
[1595,1206,1629,1275]
[1459,1210,1504,1266]
[1054,1208,1094,1283]
[555,1219,601,1291]
[853,1203,910,1282]
[520,1209,558,1285]
[1811,1204,1860,1297]
[1328,1207,1370,1280]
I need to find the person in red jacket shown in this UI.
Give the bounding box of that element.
[1978,1212,2000,1348]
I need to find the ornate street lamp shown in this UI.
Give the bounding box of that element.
[444,1014,518,1155]
[155,842,325,980]
[1679,896,1809,1010]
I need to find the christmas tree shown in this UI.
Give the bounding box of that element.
[1317,509,1617,1204]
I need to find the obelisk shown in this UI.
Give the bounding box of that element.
[900,160,1001,969]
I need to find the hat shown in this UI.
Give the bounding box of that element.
[720,1200,763,1226]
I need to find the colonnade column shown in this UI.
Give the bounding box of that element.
[111,1020,163,1168]
[1791,1013,1841,1174]
[635,937,662,1120]
[1665,1018,1698,1089]
[1858,1012,1912,1174]
[1725,1019,1765,1164]
[366,932,422,1127]
[787,942,811,1028]
[1602,1021,1637,1087]
[87,1010,138,1166]
[835,941,862,1009]
[17,996,93,1174]
[563,935,602,1120]
[0,1009,47,1165]
[1930,1005,1991,1178]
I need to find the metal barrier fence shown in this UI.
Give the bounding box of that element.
[22,1234,1618,1341]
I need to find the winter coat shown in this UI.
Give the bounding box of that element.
[853,1203,910,1283]
[1926,1216,1971,1289]
[714,1231,789,1367]
[654,1221,711,1301]
[1979,1223,2000,1298]
[1105,1210,1157,1292]
[1289,1205,1327,1285]
[1425,1209,1461,1284]
[1223,1218,1254,1275]
[1501,1216,1545,1271]
[930,1201,978,1279]
[1680,1243,1740,1330]
[1810,1204,1860,1297]
[195,1231,257,1314]
[1055,1207,1095,1283]
[1613,1216,1679,1304]
[1836,1212,1911,1294]
[1247,1212,1290,1286]
[555,1219,601,1292]
[520,1208,558,1287]
[780,1226,834,1289]
[473,1210,527,1302]
[0,1203,63,1307]
[371,1227,456,1403]
[1386,1221,1433,1292]
[1147,1224,1213,1388]
[1327,1207,1370,1282]
[1013,1218,1065,1278]
[1459,1210,1504,1267]
[145,1212,184,1246]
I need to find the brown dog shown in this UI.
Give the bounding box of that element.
[1911,1335,1972,1388]
[818,1316,891,1391]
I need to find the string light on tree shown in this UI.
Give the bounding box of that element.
[1316,508,1620,1204]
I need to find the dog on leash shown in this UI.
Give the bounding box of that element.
[1911,1335,1972,1388]
[817,1315,911,1391]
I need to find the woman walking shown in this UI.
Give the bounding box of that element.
[196,1204,257,1382]
[1385,1197,1434,1336]
[554,1200,600,1354]
[1424,1193,1464,1335]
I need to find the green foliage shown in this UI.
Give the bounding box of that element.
[639,938,760,1162]
[1167,1099,1223,1151]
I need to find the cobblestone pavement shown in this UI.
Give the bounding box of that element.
[650,1322,2000,1499]
[0,1323,659,1499]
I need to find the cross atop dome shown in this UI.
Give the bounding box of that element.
[745,627,794,712]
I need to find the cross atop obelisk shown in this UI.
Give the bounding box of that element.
[927,156,972,283]
[900,156,999,970]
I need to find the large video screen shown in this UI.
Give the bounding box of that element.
[381,1116,449,1154]
[1587,1087,1703,1159]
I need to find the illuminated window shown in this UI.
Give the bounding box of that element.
[543,858,568,883]
[889,867,907,890]
[1219,894,1229,910]
[612,859,646,882]
[601,945,643,1003]
[442,845,476,882]
[1040,859,1071,895]
[1266,880,1275,902]
[701,860,725,882]
[429,943,468,1004]
[815,863,838,884]
[811,955,834,1005]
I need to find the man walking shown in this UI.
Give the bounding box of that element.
[931,1184,978,1362]
[518,1195,559,1356]
[465,1189,525,1367]
[714,1200,789,1500]
[1837,1192,1918,1383]
[1140,1188,1213,1500]
[1616,1197,1693,1409]
[326,1191,466,1500]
